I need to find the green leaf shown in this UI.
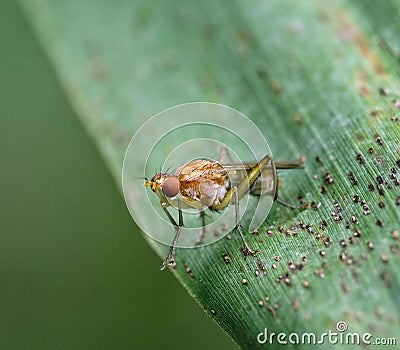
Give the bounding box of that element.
[19,0,400,348]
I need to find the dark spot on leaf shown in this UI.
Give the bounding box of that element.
[341,283,350,294]
[390,245,399,254]
[380,271,391,287]
[184,263,195,278]
[378,87,389,96]
[356,153,364,164]
[348,171,358,185]
[222,253,231,264]
[374,156,385,166]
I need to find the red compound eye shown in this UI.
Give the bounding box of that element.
[162,177,180,198]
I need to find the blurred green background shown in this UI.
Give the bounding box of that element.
[0,1,235,349]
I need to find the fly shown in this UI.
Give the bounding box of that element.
[145,151,304,270]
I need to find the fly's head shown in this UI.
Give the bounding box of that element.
[145,173,181,204]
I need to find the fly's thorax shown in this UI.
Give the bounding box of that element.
[175,159,229,208]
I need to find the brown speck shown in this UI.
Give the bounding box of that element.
[302,256,307,262]
[316,156,324,165]
[258,300,264,307]
[320,185,327,194]
[319,250,326,258]
[367,241,374,250]
[210,309,216,315]
[293,114,302,125]
[374,156,384,166]
[377,184,385,196]
[392,99,400,109]
[302,280,310,288]
[381,254,389,264]
[288,261,296,271]
[362,203,370,215]
[391,230,399,240]
[378,201,385,209]
[351,215,358,224]
[370,109,379,117]
[274,255,280,262]
[390,115,399,122]
[226,234,232,240]
[368,183,375,191]
[340,251,348,261]
[292,298,300,310]
[353,229,361,238]
[319,220,328,230]
[256,66,267,79]
[380,270,391,287]
[396,159,400,168]
[348,171,358,186]
[368,147,375,154]
[390,245,399,254]
[222,253,231,264]
[341,283,350,294]
[353,194,360,203]
[266,229,274,236]
[278,226,285,234]
[241,278,248,285]
[323,172,335,186]
[272,263,277,269]
[311,201,320,210]
[376,175,384,184]
[376,219,383,227]
[340,239,347,248]
[272,81,282,95]
[396,196,400,206]
[183,263,195,278]
[374,307,383,318]
[356,153,364,164]
[324,237,332,247]
[306,224,314,234]
[378,87,389,96]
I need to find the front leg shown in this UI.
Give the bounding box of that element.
[160,200,184,270]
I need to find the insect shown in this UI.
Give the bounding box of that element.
[145,150,304,270]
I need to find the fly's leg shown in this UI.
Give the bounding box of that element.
[276,197,303,209]
[213,155,272,256]
[160,200,183,270]
[233,186,260,257]
[195,210,207,246]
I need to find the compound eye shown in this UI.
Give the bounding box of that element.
[162,177,180,198]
